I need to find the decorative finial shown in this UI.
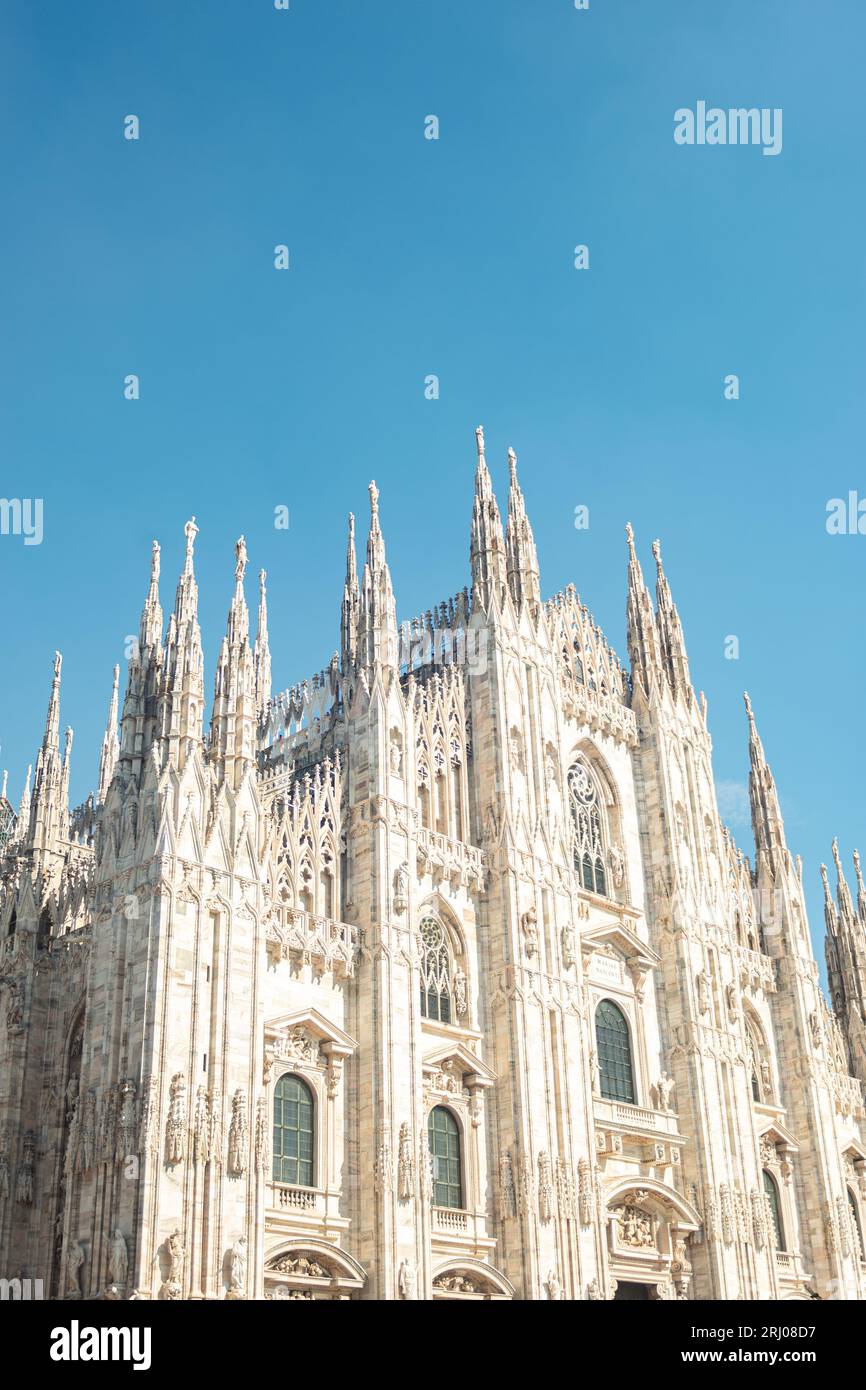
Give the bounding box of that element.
[54,651,62,680]
[151,539,161,582]
[507,446,517,481]
[832,837,843,872]
[652,538,662,566]
[183,517,198,573]
[369,481,379,517]
[476,425,485,457]
[235,535,248,583]
[348,511,355,538]
[259,568,267,591]
[743,691,754,724]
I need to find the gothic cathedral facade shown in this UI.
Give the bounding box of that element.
[1,427,865,1301]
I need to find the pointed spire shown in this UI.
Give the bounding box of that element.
[470,425,507,611]
[652,538,692,700]
[44,651,62,750]
[340,513,360,673]
[832,837,855,922]
[98,665,120,803]
[854,849,866,923]
[254,568,272,717]
[158,517,205,768]
[210,536,257,790]
[139,540,163,652]
[28,653,68,854]
[1,770,7,803]
[18,764,31,824]
[821,861,838,934]
[357,482,398,670]
[625,524,662,693]
[504,446,540,610]
[744,692,789,879]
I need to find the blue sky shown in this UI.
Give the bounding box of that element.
[0,0,863,967]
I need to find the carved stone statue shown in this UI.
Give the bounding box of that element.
[228,1235,247,1297]
[108,1229,128,1285]
[398,1259,417,1300]
[545,1269,562,1300]
[656,1072,676,1113]
[521,907,538,958]
[66,1239,85,1298]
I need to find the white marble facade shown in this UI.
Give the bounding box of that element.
[1,427,865,1301]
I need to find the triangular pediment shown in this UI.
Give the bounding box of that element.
[757,1117,799,1152]
[422,1041,495,1088]
[581,919,660,970]
[265,1008,358,1056]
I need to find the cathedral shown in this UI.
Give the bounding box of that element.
[1,425,865,1302]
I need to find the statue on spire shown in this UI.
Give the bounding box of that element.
[369,480,379,519]
[183,517,198,573]
[151,539,161,582]
[235,535,248,583]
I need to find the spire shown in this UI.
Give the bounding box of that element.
[357,481,398,670]
[855,849,866,923]
[120,539,167,785]
[44,650,62,750]
[28,652,67,853]
[470,425,507,612]
[210,537,256,790]
[18,764,31,825]
[821,862,838,934]
[625,524,662,693]
[832,838,856,923]
[97,665,120,803]
[340,513,360,673]
[254,568,272,718]
[139,540,163,652]
[158,517,205,769]
[0,770,6,803]
[652,539,692,700]
[504,446,541,610]
[744,692,789,879]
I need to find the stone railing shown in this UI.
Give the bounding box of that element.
[266,909,364,978]
[416,828,487,892]
[269,1184,318,1212]
[432,1207,469,1235]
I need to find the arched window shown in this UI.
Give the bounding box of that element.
[763,1170,785,1250]
[272,1074,314,1187]
[849,1189,863,1259]
[420,915,452,1023]
[568,762,607,896]
[428,1106,462,1209]
[595,1000,635,1103]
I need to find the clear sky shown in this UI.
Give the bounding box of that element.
[1,1,863,970]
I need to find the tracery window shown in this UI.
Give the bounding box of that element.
[595,999,635,1104]
[272,1074,314,1187]
[428,1106,462,1209]
[420,915,452,1023]
[763,1170,785,1250]
[568,761,607,896]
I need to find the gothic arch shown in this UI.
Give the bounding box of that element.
[417,893,466,960]
[566,742,627,900]
[743,1004,774,1104]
